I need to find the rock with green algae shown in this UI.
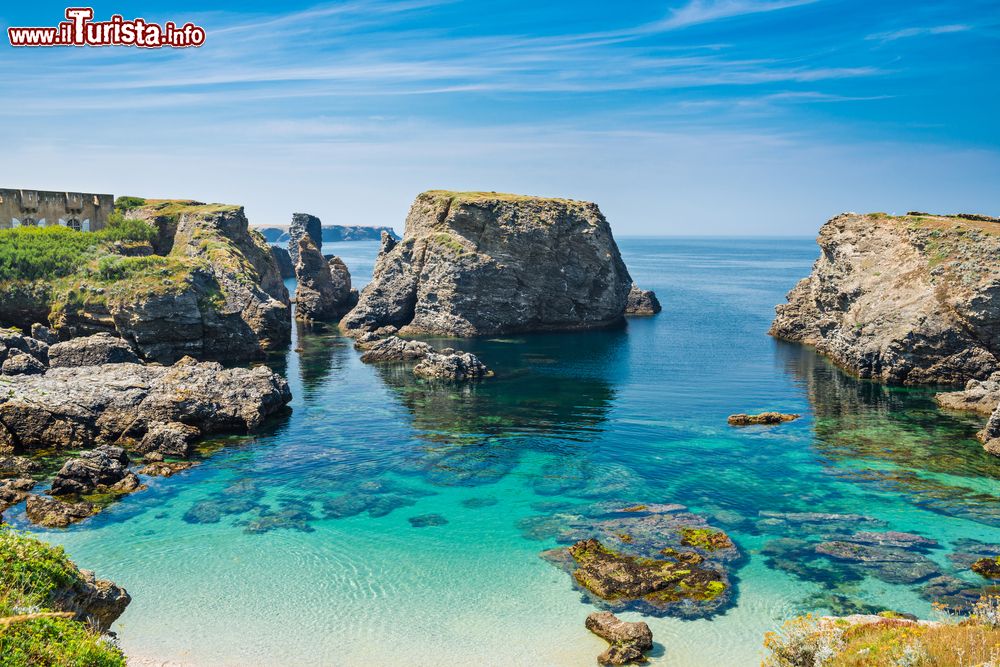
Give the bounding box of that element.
[972,557,1000,579]
[727,412,800,426]
[532,502,738,618]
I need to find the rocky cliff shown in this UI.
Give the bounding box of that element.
[771,213,1000,386]
[340,191,634,336]
[52,200,291,363]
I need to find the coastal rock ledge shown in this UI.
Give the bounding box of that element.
[770,212,1000,386]
[340,191,636,337]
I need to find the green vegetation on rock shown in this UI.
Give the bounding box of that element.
[679,527,735,551]
[0,528,126,667]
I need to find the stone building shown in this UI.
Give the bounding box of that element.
[0,188,114,231]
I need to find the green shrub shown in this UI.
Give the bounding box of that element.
[93,255,172,282]
[0,219,155,282]
[113,196,146,212]
[0,528,126,666]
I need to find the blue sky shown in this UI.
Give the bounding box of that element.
[0,1,997,235]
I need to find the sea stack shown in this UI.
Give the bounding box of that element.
[290,214,359,321]
[340,190,639,337]
[770,212,1000,386]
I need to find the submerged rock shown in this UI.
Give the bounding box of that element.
[408,513,449,528]
[972,557,1000,579]
[770,212,1000,386]
[25,494,98,528]
[413,350,493,381]
[585,611,653,665]
[50,445,139,496]
[815,540,940,584]
[48,333,141,368]
[624,284,661,316]
[341,191,634,337]
[727,412,800,426]
[534,502,738,618]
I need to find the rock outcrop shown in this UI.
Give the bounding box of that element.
[357,335,434,363]
[288,213,322,266]
[585,611,654,666]
[270,244,294,279]
[50,445,140,496]
[25,494,97,528]
[340,191,634,337]
[0,356,290,455]
[0,477,34,512]
[413,350,493,381]
[936,372,1000,415]
[1,350,46,376]
[771,213,1000,386]
[48,333,141,368]
[727,412,800,426]
[624,284,661,316]
[982,405,1000,456]
[52,200,292,363]
[291,215,359,321]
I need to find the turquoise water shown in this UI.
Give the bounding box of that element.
[12,237,1000,666]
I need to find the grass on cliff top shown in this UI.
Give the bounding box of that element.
[140,199,241,220]
[423,190,586,205]
[0,216,156,282]
[864,211,1000,236]
[0,528,126,667]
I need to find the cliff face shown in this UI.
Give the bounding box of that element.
[771,213,1000,386]
[53,200,291,363]
[341,191,633,337]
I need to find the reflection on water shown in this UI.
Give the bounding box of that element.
[777,342,1000,526]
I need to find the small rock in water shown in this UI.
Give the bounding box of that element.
[413,351,493,382]
[139,461,197,478]
[727,412,800,426]
[25,494,98,528]
[408,513,448,528]
[585,611,653,665]
[971,557,1000,579]
[624,284,661,316]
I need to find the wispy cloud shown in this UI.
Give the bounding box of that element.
[654,0,820,30]
[866,24,972,41]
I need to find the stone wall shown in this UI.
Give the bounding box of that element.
[0,188,114,231]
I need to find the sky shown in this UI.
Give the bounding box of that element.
[0,0,997,235]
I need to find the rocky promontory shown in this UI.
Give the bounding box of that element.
[341,191,640,337]
[0,198,292,363]
[771,213,1000,386]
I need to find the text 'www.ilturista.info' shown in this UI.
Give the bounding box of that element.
[7,8,206,48]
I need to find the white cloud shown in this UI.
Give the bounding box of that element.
[867,24,972,41]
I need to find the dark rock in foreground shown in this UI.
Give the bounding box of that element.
[341,191,635,337]
[770,212,1000,386]
[0,357,290,455]
[727,412,800,426]
[1,349,46,376]
[585,611,653,665]
[50,445,141,497]
[624,284,661,316]
[0,477,34,512]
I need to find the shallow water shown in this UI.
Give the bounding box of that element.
[12,237,1000,666]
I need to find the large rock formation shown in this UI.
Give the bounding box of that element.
[47,200,292,363]
[0,356,290,455]
[771,213,1000,386]
[48,333,140,368]
[340,191,634,337]
[290,214,359,321]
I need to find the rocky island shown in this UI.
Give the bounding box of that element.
[771,212,1000,386]
[340,191,658,337]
